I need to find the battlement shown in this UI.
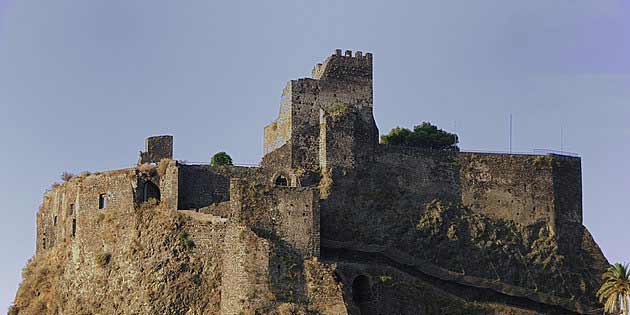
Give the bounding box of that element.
[312,49,373,81]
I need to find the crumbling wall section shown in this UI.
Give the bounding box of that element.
[139,135,173,164]
[36,169,137,255]
[264,84,293,155]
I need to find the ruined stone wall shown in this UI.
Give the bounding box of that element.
[458,153,560,228]
[264,84,293,155]
[139,135,173,164]
[36,169,137,255]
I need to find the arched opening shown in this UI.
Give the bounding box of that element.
[142,181,161,203]
[275,175,288,187]
[352,275,374,315]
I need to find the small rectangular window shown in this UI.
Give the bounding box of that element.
[72,219,77,237]
[98,193,107,209]
[68,203,75,216]
[53,216,57,226]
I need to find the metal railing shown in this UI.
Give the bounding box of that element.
[461,148,579,157]
[178,161,261,167]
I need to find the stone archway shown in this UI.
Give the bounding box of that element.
[274,175,288,187]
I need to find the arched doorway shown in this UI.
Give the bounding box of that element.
[274,175,288,187]
[143,181,161,203]
[352,275,375,315]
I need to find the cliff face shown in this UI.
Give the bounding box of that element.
[10,202,347,315]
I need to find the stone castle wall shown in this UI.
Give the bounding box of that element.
[458,153,583,228]
[37,169,138,255]
[24,50,602,315]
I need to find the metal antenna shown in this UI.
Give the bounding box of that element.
[509,114,513,153]
[560,125,564,152]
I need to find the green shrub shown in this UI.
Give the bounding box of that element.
[381,122,459,151]
[211,152,233,166]
[179,232,195,250]
[95,252,112,267]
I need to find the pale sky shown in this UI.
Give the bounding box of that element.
[0,0,629,311]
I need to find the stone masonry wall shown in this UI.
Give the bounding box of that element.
[264,84,293,155]
[263,50,376,171]
[139,135,173,164]
[220,223,271,315]
[320,145,460,244]
[551,155,583,224]
[177,165,230,210]
[37,169,137,255]
[458,153,558,228]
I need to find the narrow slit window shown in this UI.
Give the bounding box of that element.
[72,219,77,237]
[68,203,75,216]
[98,193,107,209]
[53,216,57,226]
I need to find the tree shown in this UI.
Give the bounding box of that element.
[597,263,630,315]
[381,122,459,151]
[211,152,233,166]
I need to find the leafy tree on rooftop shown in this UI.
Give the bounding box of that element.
[211,152,233,167]
[381,122,459,151]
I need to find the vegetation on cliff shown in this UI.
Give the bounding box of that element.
[412,201,604,307]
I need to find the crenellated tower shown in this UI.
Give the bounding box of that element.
[263,49,379,171]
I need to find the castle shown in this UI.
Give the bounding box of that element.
[26,50,608,315]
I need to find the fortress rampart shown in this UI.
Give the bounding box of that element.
[29,50,605,315]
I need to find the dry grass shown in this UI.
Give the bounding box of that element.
[95,252,112,267]
[12,245,66,315]
[61,172,75,182]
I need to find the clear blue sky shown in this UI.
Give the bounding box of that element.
[0,0,628,311]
